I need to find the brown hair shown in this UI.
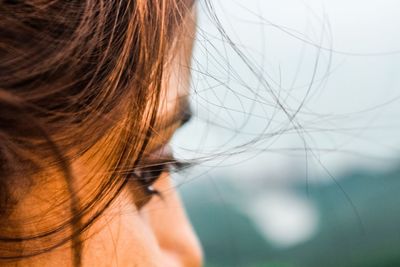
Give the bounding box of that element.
[0,0,194,265]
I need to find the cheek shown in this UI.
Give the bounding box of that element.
[81,176,202,267]
[81,188,162,266]
[81,174,202,267]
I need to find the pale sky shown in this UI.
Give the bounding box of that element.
[174,0,400,247]
[173,0,400,182]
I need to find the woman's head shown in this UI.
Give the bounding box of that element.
[0,0,202,266]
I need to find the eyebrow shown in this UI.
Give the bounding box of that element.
[179,104,193,126]
[159,97,192,129]
[143,98,191,157]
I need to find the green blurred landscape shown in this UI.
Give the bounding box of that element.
[180,164,400,267]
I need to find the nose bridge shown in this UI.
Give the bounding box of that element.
[146,173,203,267]
[161,228,203,267]
[184,232,204,267]
[163,223,203,267]
[156,200,203,267]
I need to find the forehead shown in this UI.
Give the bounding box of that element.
[160,9,196,110]
[147,8,196,151]
[159,7,196,120]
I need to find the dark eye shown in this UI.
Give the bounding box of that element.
[135,164,168,196]
[127,155,190,209]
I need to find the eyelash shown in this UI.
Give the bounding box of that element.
[127,158,188,207]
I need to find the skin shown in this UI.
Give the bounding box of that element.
[5,8,202,267]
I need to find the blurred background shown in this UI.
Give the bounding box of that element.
[171,1,400,266]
